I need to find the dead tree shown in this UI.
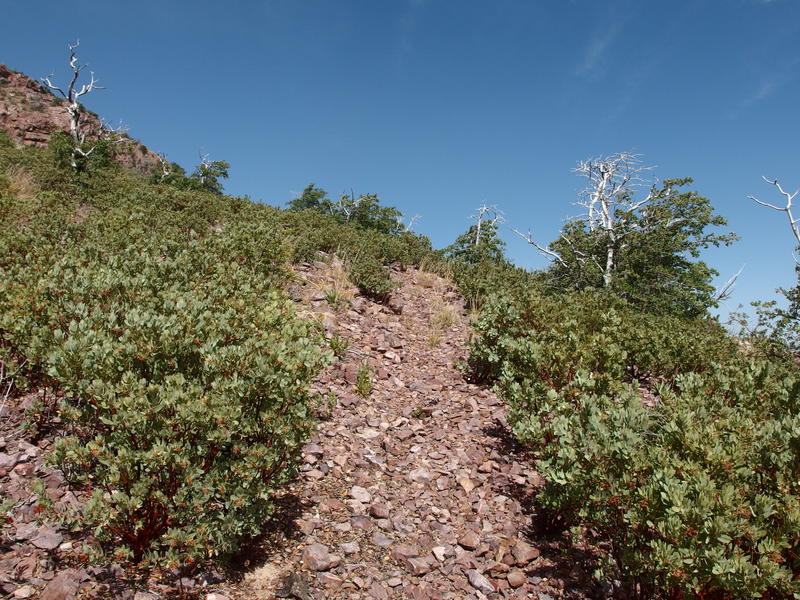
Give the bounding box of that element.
[749,176,800,262]
[399,213,421,233]
[470,204,504,248]
[42,40,105,171]
[513,152,658,287]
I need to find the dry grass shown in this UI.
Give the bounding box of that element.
[416,271,437,288]
[5,165,36,201]
[426,294,459,348]
[429,297,458,330]
[427,331,444,348]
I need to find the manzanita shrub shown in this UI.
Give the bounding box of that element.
[470,290,800,598]
[2,215,330,564]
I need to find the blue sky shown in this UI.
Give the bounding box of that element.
[2,0,799,316]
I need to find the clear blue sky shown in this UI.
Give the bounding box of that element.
[3,1,799,316]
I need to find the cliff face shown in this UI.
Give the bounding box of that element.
[0,63,160,173]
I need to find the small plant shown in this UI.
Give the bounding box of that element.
[427,331,443,348]
[410,406,429,419]
[326,389,338,412]
[355,361,373,398]
[325,288,343,311]
[431,305,457,330]
[328,333,349,358]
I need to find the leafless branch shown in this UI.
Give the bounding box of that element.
[41,40,105,171]
[470,204,504,247]
[512,228,567,267]
[399,214,421,232]
[714,264,745,302]
[749,176,800,251]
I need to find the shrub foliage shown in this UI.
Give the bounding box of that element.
[0,139,434,564]
[470,289,800,598]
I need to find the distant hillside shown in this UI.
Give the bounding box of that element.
[0,63,159,173]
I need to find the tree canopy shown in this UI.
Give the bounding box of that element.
[545,177,737,317]
[288,184,404,235]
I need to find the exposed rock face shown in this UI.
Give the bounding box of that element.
[0,63,159,173]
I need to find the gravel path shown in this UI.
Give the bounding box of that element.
[243,263,594,600]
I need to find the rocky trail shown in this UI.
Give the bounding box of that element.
[0,261,597,600]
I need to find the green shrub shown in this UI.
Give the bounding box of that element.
[328,333,349,359]
[347,255,396,301]
[8,239,329,564]
[470,289,800,598]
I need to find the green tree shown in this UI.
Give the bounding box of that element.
[549,178,735,316]
[517,154,736,318]
[445,204,507,265]
[191,155,229,195]
[445,221,507,264]
[288,185,404,235]
[288,183,330,212]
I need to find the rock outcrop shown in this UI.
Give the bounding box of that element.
[0,63,159,173]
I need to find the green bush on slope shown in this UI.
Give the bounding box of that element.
[470,289,800,598]
[0,140,437,564]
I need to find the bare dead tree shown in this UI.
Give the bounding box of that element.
[399,213,421,232]
[470,204,504,248]
[514,152,659,287]
[155,153,172,182]
[41,40,105,170]
[749,176,800,262]
[335,190,358,222]
[511,228,568,267]
[197,152,213,187]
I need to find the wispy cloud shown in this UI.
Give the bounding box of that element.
[576,21,626,78]
[729,56,800,117]
[395,0,423,73]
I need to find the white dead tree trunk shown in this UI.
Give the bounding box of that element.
[749,176,800,262]
[197,152,213,188]
[399,213,421,232]
[41,40,104,171]
[155,153,172,182]
[513,152,657,287]
[574,153,657,287]
[470,204,504,248]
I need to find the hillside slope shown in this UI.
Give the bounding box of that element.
[0,63,159,173]
[0,259,592,600]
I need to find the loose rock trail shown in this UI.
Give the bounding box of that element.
[243,262,592,600]
[0,261,596,600]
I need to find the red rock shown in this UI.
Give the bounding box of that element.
[368,582,389,599]
[403,557,433,575]
[507,569,527,587]
[350,485,371,503]
[458,530,480,550]
[41,569,81,600]
[512,540,540,565]
[31,527,62,550]
[390,545,419,560]
[302,544,340,571]
[369,503,390,519]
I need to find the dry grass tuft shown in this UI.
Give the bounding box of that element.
[6,165,36,201]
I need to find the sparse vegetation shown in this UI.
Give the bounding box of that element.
[355,361,373,398]
[328,332,349,358]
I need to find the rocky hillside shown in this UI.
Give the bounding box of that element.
[0,64,159,173]
[0,257,594,600]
